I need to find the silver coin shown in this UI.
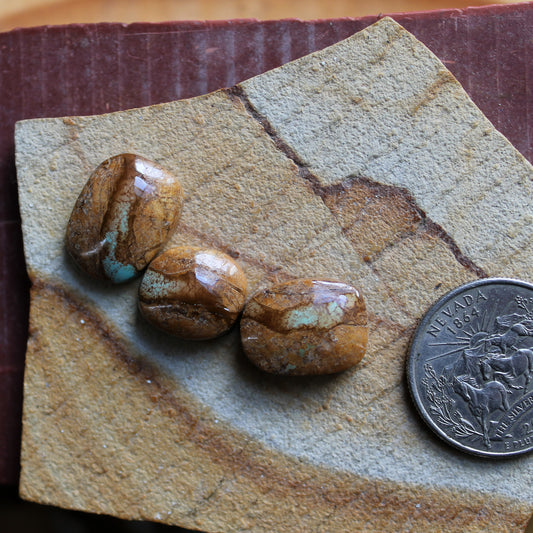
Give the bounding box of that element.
[408,278,533,457]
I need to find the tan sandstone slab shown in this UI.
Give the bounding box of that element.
[16,18,533,532]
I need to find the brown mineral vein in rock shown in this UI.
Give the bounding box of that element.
[318,177,424,262]
[239,18,533,280]
[232,85,489,281]
[233,80,491,285]
[15,17,533,533]
[21,278,531,532]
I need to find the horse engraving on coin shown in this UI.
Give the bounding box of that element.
[408,279,533,457]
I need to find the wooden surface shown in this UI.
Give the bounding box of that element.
[0,0,524,32]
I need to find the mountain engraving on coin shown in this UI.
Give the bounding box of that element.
[408,279,533,457]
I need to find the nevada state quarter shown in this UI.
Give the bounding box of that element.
[408,278,533,457]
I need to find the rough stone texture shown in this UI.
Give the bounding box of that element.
[16,17,533,532]
[240,19,533,279]
[2,3,533,487]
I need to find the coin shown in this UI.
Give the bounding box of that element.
[408,278,533,457]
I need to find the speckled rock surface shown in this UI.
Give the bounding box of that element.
[16,18,533,532]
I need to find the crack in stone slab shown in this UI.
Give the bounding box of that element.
[229,86,487,280]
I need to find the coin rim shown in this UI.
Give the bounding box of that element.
[407,277,533,458]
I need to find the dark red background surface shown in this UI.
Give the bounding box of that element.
[1,3,532,489]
